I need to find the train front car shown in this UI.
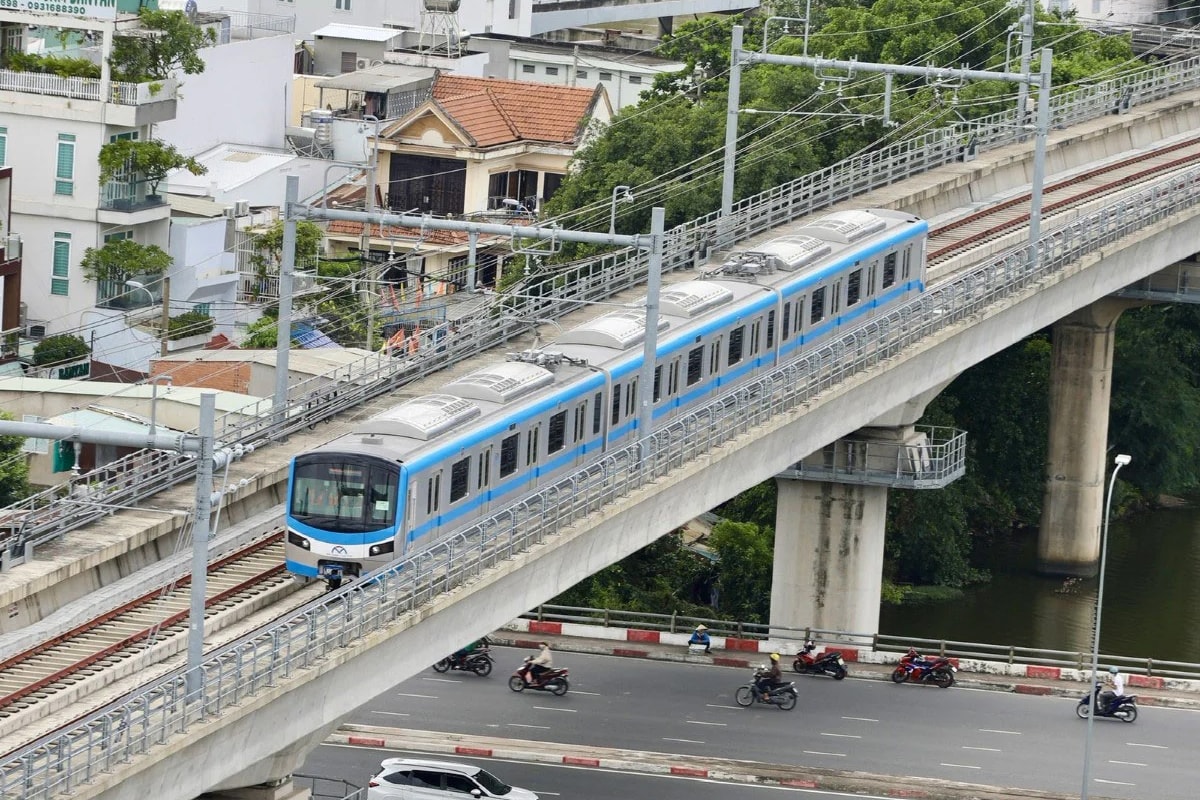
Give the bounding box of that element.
[285,448,404,588]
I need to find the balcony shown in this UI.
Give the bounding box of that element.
[0,70,177,126]
[0,234,19,264]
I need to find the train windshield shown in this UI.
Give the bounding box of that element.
[290,457,399,533]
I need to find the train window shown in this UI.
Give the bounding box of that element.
[831,280,842,314]
[750,321,760,355]
[574,402,586,442]
[499,434,519,477]
[781,304,791,341]
[709,340,720,374]
[794,299,804,333]
[687,346,703,385]
[902,247,911,279]
[611,387,621,425]
[526,427,540,466]
[728,326,744,365]
[766,311,775,348]
[290,460,399,530]
[593,391,603,434]
[811,287,826,323]
[625,379,638,416]
[426,473,441,515]
[867,262,877,296]
[847,269,861,307]
[369,470,397,524]
[883,252,897,288]
[548,410,567,454]
[653,366,662,402]
[449,458,470,503]
[477,448,491,489]
[668,359,680,395]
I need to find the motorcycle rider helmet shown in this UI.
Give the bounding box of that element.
[1108,665,1119,675]
[770,652,780,662]
[804,639,815,651]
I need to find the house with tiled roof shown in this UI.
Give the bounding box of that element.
[323,73,611,298]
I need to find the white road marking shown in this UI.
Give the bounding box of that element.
[571,690,602,696]
[371,711,410,717]
[507,723,550,730]
[940,763,981,770]
[686,720,728,727]
[422,678,461,684]
[1108,760,1147,767]
[532,706,577,713]
[396,693,438,699]
[978,729,1022,735]
[1127,742,1169,749]
[705,703,742,710]
[1095,779,1136,786]
[803,751,846,757]
[820,733,862,739]
[842,716,879,723]
[663,737,705,744]
[962,746,1001,752]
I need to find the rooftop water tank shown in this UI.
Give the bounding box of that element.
[423,0,461,11]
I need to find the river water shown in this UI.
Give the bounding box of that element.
[878,505,1200,664]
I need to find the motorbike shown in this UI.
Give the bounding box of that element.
[508,657,570,696]
[891,651,956,688]
[792,643,848,680]
[432,643,495,677]
[1076,683,1138,723]
[734,666,798,710]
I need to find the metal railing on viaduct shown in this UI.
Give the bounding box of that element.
[6,148,1200,799]
[6,54,1200,569]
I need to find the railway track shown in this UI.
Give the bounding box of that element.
[0,531,293,738]
[928,135,1200,264]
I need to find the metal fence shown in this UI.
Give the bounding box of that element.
[520,605,1200,680]
[4,155,1200,799]
[6,52,1200,568]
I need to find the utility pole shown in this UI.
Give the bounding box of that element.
[362,115,380,352]
[1017,0,1035,130]
[637,207,665,445]
[274,175,298,416]
[186,392,215,696]
[720,25,745,225]
[159,275,170,358]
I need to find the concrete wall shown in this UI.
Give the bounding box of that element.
[156,34,295,155]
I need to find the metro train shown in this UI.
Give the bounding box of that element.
[285,208,930,584]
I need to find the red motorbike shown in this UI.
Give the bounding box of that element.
[793,640,848,680]
[891,649,956,688]
[509,658,570,696]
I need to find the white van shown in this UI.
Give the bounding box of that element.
[367,758,539,800]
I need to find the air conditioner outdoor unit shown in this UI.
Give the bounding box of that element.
[223,206,237,219]
[3,235,19,260]
[26,324,46,339]
[234,199,250,216]
[356,58,370,70]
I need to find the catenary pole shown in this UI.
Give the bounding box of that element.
[274,175,299,416]
[637,207,665,445]
[186,392,216,695]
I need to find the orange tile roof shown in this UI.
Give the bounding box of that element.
[385,74,600,148]
[326,219,504,247]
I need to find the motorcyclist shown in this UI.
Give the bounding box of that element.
[1099,665,1125,713]
[525,642,553,684]
[451,637,485,669]
[688,625,712,654]
[755,653,783,700]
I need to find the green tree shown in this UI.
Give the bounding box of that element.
[0,412,29,506]
[97,139,207,196]
[32,334,89,366]
[241,313,280,349]
[79,238,172,283]
[109,9,216,82]
[550,534,711,615]
[708,520,773,622]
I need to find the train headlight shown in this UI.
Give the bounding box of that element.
[287,531,311,550]
[369,541,395,557]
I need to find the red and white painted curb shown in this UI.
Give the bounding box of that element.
[503,618,1200,697]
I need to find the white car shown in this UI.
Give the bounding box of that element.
[367,758,539,800]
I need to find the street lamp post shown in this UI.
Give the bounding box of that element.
[1080,452,1131,800]
[609,185,633,235]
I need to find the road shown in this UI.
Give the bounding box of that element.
[305,744,905,799]
[330,647,1200,799]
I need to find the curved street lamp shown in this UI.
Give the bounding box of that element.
[609,184,634,236]
[1081,452,1131,800]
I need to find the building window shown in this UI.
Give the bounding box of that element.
[522,64,535,74]
[629,75,642,84]
[55,134,75,196]
[0,127,6,167]
[576,69,588,80]
[599,71,612,81]
[193,302,211,316]
[545,66,558,76]
[335,0,351,8]
[52,232,71,296]
[108,131,139,143]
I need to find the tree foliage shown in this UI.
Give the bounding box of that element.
[79,239,172,283]
[707,520,773,622]
[0,412,29,506]
[32,334,90,366]
[109,9,216,81]
[97,139,206,194]
[249,220,325,275]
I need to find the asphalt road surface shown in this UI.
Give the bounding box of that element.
[331,647,1200,799]
[305,743,910,799]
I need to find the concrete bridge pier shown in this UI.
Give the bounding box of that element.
[196,720,340,800]
[1037,298,1140,576]
[771,469,889,637]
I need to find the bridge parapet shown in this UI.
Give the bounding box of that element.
[776,425,966,490]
